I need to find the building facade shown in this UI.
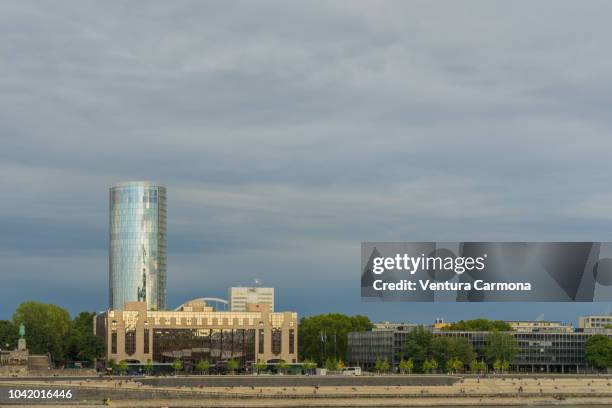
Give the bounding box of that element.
[348,327,612,373]
[229,287,274,312]
[505,321,574,333]
[96,300,297,370]
[579,315,612,329]
[109,182,167,310]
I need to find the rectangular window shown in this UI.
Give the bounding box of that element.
[289,329,295,354]
[111,332,117,354]
[272,328,282,355]
[258,329,265,354]
[144,329,150,354]
[125,330,136,356]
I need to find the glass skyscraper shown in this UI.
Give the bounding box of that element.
[109,181,167,310]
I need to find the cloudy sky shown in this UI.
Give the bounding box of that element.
[1,1,612,324]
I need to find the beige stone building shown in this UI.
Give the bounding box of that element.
[95,300,297,369]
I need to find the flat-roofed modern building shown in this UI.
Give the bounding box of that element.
[109,181,167,311]
[348,326,612,373]
[505,320,574,333]
[95,300,297,370]
[579,315,612,329]
[229,287,274,312]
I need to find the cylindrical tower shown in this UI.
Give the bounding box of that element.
[109,181,167,310]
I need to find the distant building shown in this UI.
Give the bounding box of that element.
[505,320,574,333]
[229,287,274,312]
[372,321,417,331]
[578,315,612,329]
[95,300,297,369]
[109,181,167,311]
[348,324,612,373]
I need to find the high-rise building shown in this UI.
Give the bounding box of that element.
[109,181,167,310]
[229,287,274,312]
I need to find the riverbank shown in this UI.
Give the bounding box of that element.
[1,376,611,407]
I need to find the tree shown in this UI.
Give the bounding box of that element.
[374,358,390,374]
[254,359,267,374]
[422,358,437,374]
[448,318,513,332]
[585,335,612,370]
[196,359,211,375]
[277,359,289,374]
[143,359,153,376]
[400,326,434,373]
[227,359,239,374]
[493,359,502,372]
[12,301,71,364]
[501,360,511,373]
[446,357,463,373]
[299,314,372,365]
[117,360,129,376]
[302,359,317,374]
[399,358,414,374]
[469,359,486,374]
[485,331,518,366]
[431,337,474,371]
[325,358,338,371]
[337,359,345,370]
[172,358,183,375]
[0,320,18,350]
[65,312,105,364]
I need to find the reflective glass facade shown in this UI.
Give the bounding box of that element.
[109,182,167,310]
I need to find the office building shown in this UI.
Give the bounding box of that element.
[348,325,612,373]
[95,300,297,369]
[109,181,167,310]
[505,321,574,333]
[229,287,274,312]
[578,315,612,329]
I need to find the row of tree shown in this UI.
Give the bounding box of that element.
[398,326,518,373]
[0,301,105,365]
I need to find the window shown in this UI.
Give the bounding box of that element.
[258,329,265,354]
[144,329,150,354]
[111,332,117,354]
[125,330,136,356]
[289,329,295,354]
[272,328,282,355]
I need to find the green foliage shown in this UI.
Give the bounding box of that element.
[324,358,339,371]
[301,359,317,373]
[117,360,129,375]
[585,335,612,369]
[299,313,372,364]
[65,312,105,364]
[398,358,414,374]
[469,359,487,373]
[448,318,513,332]
[196,359,211,374]
[254,359,268,373]
[485,331,518,364]
[422,358,438,373]
[172,358,183,374]
[0,320,18,350]
[12,301,71,363]
[227,359,239,374]
[445,357,463,373]
[374,358,390,373]
[400,326,434,373]
[143,359,153,375]
[431,337,475,369]
[277,359,289,374]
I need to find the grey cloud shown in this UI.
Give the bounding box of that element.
[1,1,612,320]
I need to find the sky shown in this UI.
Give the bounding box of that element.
[1,1,612,325]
